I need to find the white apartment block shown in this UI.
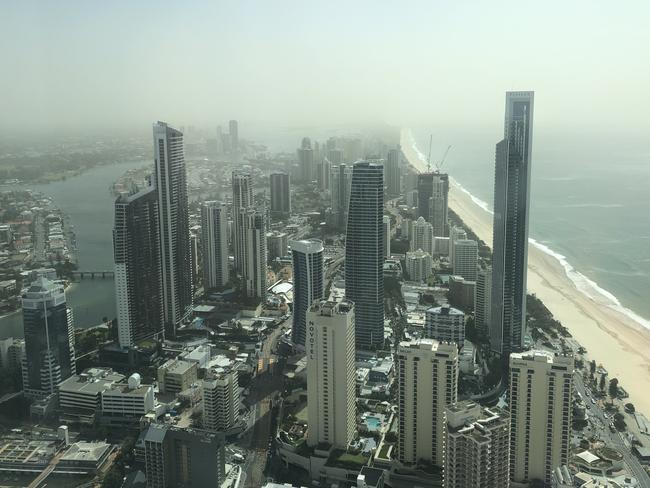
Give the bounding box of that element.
[203,368,240,432]
[396,338,458,467]
[101,373,155,421]
[444,401,510,488]
[306,300,356,449]
[425,305,466,348]
[509,351,574,486]
[405,249,433,282]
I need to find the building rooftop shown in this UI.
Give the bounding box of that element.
[59,368,125,395]
[159,359,196,375]
[427,305,464,316]
[61,441,111,463]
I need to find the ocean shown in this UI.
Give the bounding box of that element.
[408,127,650,330]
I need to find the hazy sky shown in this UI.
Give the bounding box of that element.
[2,0,649,134]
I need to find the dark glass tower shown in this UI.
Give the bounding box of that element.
[490,91,535,354]
[270,172,291,218]
[153,122,193,337]
[290,239,324,346]
[345,161,384,349]
[22,277,76,398]
[113,186,163,348]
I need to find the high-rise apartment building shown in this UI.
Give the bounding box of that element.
[345,161,384,349]
[297,137,314,183]
[153,122,192,337]
[425,305,466,348]
[270,172,291,218]
[319,158,331,191]
[231,171,254,272]
[475,267,492,333]
[509,351,573,486]
[331,164,352,229]
[143,424,226,488]
[203,367,239,432]
[410,216,434,256]
[490,91,535,354]
[382,216,391,259]
[386,148,401,196]
[201,201,229,290]
[22,277,76,398]
[229,119,239,152]
[449,226,467,268]
[444,401,510,488]
[430,173,449,237]
[113,187,163,348]
[306,300,356,449]
[452,239,478,281]
[266,231,288,261]
[240,209,267,300]
[291,240,324,347]
[405,249,433,282]
[396,338,458,467]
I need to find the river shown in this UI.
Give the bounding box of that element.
[0,160,150,339]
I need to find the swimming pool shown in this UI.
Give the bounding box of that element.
[365,416,382,431]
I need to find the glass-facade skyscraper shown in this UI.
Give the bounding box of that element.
[345,160,384,349]
[22,277,76,398]
[153,122,193,337]
[290,239,324,347]
[113,186,163,348]
[490,91,535,354]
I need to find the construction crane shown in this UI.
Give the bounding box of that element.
[426,134,433,172]
[435,145,452,172]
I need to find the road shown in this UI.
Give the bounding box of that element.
[239,320,288,487]
[574,373,650,487]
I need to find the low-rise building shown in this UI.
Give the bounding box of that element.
[101,373,155,425]
[157,359,198,394]
[57,441,114,475]
[58,368,125,424]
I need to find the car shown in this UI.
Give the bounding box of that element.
[591,398,596,404]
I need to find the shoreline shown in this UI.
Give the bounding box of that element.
[400,128,650,416]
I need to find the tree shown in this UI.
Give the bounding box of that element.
[599,374,607,392]
[625,403,635,413]
[589,360,596,378]
[608,378,619,400]
[613,413,627,431]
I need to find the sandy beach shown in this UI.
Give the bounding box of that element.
[400,129,650,416]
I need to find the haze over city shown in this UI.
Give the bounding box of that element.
[0,2,650,488]
[2,0,650,134]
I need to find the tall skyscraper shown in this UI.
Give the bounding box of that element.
[382,215,391,259]
[452,239,478,281]
[430,173,449,237]
[290,239,324,347]
[153,122,192,337]
[144,424,226,488]
[410,216,434,255]
[490,91,535,355]
[229,119,239,152]
[270,172,291,218]
[331,164,352,229]
[231,171,254,273]
[201,201,229,290]
[475,267,492,333]
[509,351,573,486]
[318,157,331,191]
[113,187,163,348]
[396,338,458,467]
[345,161,384,349]
[444,401,510,488]
[297,137,314,183]
[417,173,434,221]
[386,148,401,196]
[306,300,356,449]
[240,209,267,300]
[21,277,76,398]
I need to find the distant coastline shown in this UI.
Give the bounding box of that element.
[400,127,650,416]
